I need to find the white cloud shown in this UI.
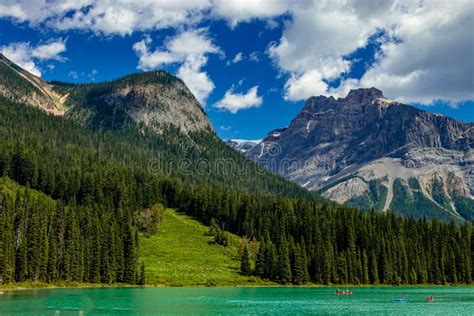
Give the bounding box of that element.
[212,0,289,28]
[1,42,41,76]
[0,39,67,76]
[68,71,78,80]
[268,1,387,101]
[231,52,243,64]
[266,19,279,30]
[177,63,216,104]
[1,0,290,34]
[268,0,474,105]
[88,69,98,81]
[345,2,474,104]
[1,0,212,36]
[2,1,472,105]
[284,69,332,101]
[0,2,28,21]
[215,85,263,113]
[249,51,260,62]
[32,41,67,61]
[133,29,221,104]
[133,36,179,70]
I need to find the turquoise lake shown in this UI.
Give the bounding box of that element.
[0,286,473,315]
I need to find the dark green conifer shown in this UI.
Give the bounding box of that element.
[240,243,252,276]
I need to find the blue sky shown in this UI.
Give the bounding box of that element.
[1,1,472,140]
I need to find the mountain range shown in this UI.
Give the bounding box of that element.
[3,51,473,222]
[231,88,474,221]
[2,52,472,221]
[0,53,472,287]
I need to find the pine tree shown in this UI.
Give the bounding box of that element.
[264,241,277,280]
[14,191,27,282]
[322,238,334,284]
[123,226,137,284]
[276,238,292,284]
[362,250,370,284]
[254,242,266,277]
[138,262,145,285]
[370,249,379,284]
[240,243,252,276]
[292,244,309,284]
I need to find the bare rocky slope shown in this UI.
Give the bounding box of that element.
[0,53,212,134]
[0,53,67,115]
[245,88,473,221]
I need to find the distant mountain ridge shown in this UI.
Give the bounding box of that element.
[245,88,474,221]
[226,139,261,154]
[0,53,212,133]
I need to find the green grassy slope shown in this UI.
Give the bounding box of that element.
[140,209,265,286]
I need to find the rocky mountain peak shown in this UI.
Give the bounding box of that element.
[0,56,213,134]
[245,88,473,221]
[344,87,384,103]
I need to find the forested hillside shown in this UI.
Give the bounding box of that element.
[0,95,309,285]
[176,187,473,284]
[0,178,138,284]
[1,95,473,286]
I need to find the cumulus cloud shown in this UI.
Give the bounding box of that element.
[268,1,389,101]
[1,0,292,34]
[32,41,67,61]
[2,1,472,105]
[1,0,212,36]
[0,0,90,23]
[215,85,263,113]
[133,29,221,104]
[212,0,289,28]
[0,39,67,76]
[342,2,474,104]
[269,0,474,105]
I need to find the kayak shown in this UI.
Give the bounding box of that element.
[427,297,435,302]
[394,298,409,303]
[336,291,353,295]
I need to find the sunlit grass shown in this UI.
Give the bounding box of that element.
[139,209,267,286]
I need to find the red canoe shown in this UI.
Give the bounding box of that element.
[336,291,353,295]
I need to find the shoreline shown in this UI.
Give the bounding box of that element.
[1,282,472,291]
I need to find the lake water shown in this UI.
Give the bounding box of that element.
[0,286,473,315]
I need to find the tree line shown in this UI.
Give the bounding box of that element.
[174,185,473,285]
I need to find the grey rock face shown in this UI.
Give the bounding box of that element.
[66,75,213,134]
[246,88,473,220]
